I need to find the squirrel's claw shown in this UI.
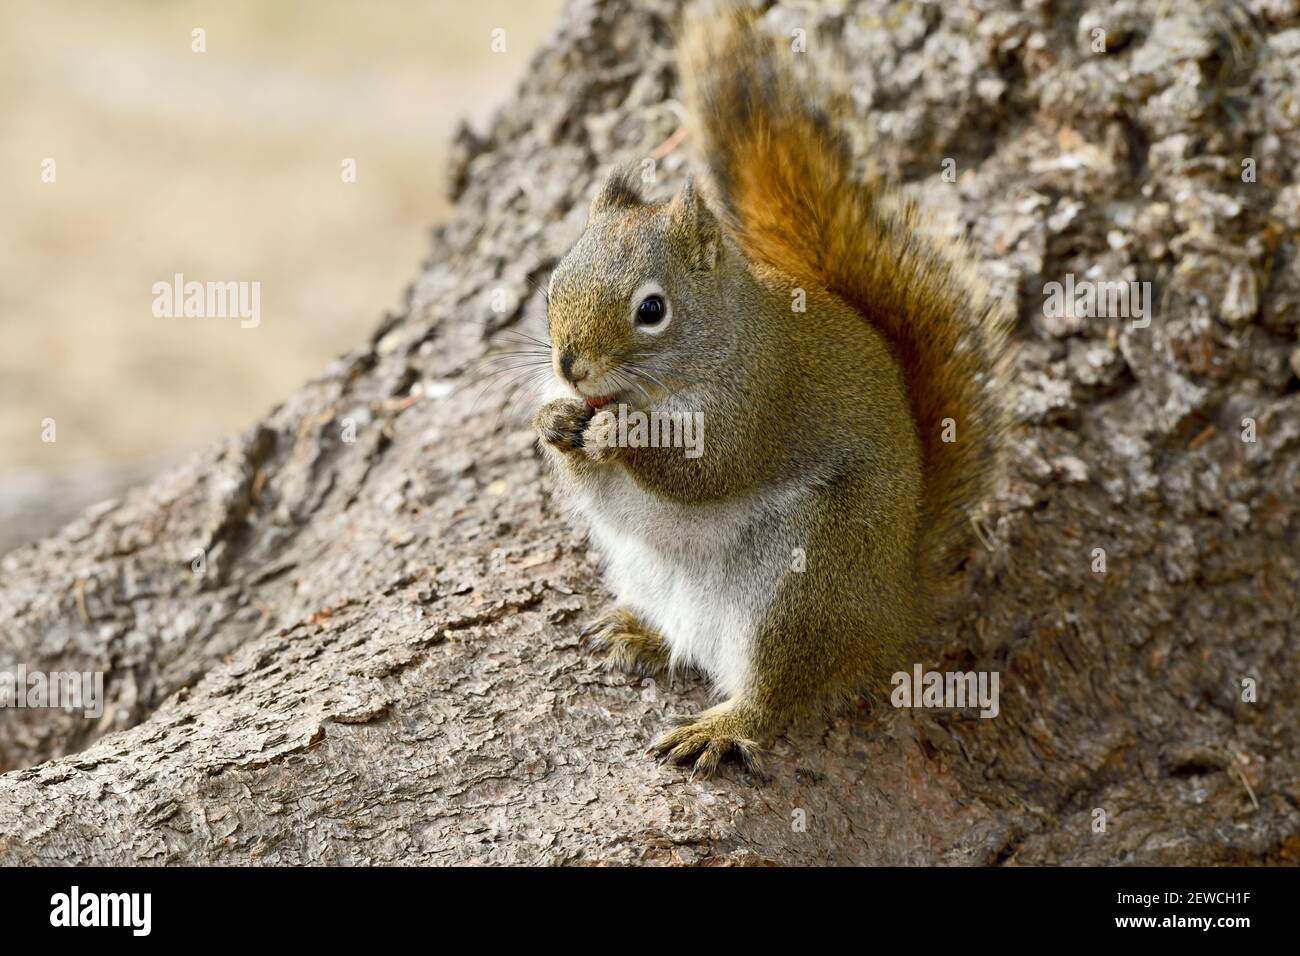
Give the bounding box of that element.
[649,705,762,779]
[580,410,622,463]
[533,399,623,464]
[580,607,669,676]
[532,398,590,453]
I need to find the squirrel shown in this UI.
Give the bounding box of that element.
[532,6,1009,777]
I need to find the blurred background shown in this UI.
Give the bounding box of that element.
[0,0,563,554]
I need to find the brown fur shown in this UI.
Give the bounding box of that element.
[679,6,1010,593]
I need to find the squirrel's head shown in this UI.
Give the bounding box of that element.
[545,168,723,408]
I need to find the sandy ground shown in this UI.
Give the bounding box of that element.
[0,0,562,553]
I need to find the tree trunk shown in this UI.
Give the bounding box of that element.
[1,0,1297,865]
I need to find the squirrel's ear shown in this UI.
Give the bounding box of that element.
[667,176,721,272]
[589,166,644,220]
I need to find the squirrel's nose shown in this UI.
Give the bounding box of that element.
[559,351,587,384]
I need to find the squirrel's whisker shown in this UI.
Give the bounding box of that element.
[624,362,673,399]
[499,329,553,350]
[473,352,552,369]
[610,368,651,408]
[462,361,552,412]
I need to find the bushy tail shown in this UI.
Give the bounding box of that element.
[679,7,1009,589]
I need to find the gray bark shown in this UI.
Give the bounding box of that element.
[1,0,1297,865]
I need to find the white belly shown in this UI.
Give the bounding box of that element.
[571,468,805,699]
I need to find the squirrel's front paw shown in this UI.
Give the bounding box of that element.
[580,607,669,675]
[580,409,622,463]
[533,398,591,453]
[650,700,762,779]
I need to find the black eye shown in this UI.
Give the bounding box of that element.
[636,294,667,326]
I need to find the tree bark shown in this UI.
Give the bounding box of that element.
[1,0,1297,865]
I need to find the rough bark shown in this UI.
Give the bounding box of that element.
[1,0,1297,865]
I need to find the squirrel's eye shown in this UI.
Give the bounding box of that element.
[636,294,667,326]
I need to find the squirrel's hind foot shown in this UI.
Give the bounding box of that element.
[580,607,669,677]
[650,700,762,779]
